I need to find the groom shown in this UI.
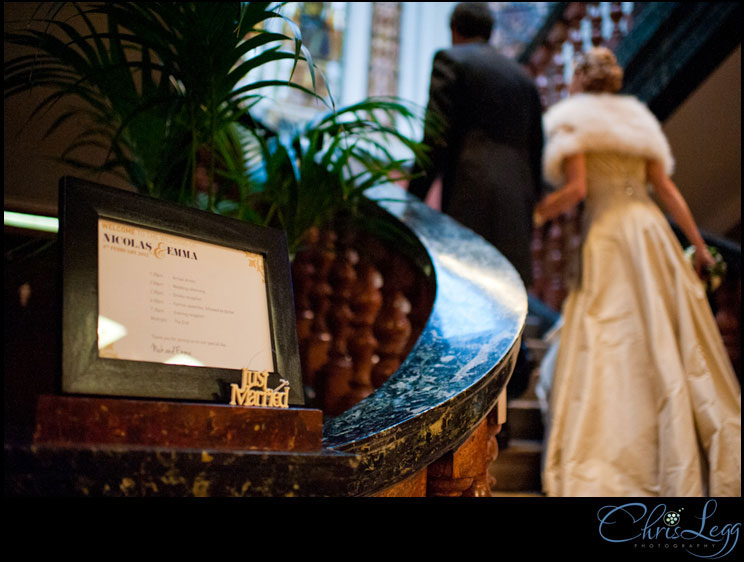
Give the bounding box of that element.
[407,2,545,289]
[408,3,551,402]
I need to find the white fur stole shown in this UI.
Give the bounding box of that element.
[542,93,674,187]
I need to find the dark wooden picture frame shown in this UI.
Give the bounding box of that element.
[58,176,303,405]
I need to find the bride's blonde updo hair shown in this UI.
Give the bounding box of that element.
[573,47,623,93]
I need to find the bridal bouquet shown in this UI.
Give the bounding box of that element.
[685,245,728,292]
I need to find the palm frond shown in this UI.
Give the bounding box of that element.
[244,96,435,251]
[4,1,324,204]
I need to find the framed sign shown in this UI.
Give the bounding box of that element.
[58,177,303,405]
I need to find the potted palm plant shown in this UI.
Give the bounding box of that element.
[5,1,439,414]
[5,2,436,245]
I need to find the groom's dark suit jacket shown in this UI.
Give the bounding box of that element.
[409,42,545,286]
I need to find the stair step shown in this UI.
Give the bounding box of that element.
[523,337,550,362]
[522,316,544,339]
[506,398,544,441]
[490,439,543,493]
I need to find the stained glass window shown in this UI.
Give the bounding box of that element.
[250,2,349,131]
[248,2,558,131]
[489,2,556,58]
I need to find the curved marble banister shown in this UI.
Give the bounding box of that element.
[321,184,527,493]
[4,184,527,497]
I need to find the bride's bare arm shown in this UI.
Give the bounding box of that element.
[533,153,587,226]
[647,160,714,275]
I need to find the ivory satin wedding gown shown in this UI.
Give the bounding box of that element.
[542,151,741,497]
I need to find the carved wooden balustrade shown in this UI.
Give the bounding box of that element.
[521,2,741,377]
[291,219,434,417]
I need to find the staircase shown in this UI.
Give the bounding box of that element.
[488,2,742,497]
[489,312,555,497]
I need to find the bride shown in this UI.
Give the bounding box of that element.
[534,47,741,496]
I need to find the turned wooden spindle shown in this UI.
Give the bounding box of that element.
[341,261,384,410]
[318,245,359,415]
[565,2,587,40]
[588,2,605,47]
[371,289,412,389]
[301,229,336,391]
[607,2,625,48]
[327,246,359,346]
